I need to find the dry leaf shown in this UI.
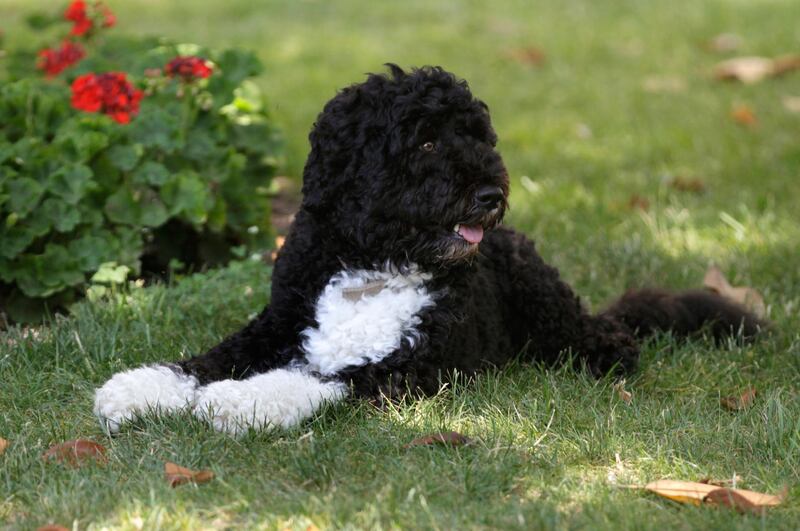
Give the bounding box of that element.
[782,96,800,113]
[705,33,742,53]
[0,437,8,455]
[669,176,706,193]
[645,479,718,505]
[164,461,214,488]
[507,47,546,66]
[703,265,766,318]
[42,439,107,467]
[644,480,783,511]
[720,387,757,411]
[36,526,70,531]
[642,76,686,93]
[627,194,650,211]
[704,486,783,512]
[714,55,800,84]
[771,55,800,76]
[404,431,472,448]
[613,380,633,404]
[730,105,757,126]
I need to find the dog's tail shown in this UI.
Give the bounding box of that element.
[602,288,763,341]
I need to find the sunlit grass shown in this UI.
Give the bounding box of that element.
[1,0,799,528]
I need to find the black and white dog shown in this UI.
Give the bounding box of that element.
[94,65,760,435]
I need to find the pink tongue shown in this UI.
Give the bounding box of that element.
[458,224,484,244]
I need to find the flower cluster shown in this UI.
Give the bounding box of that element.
[37,40,85,77]
[165,56,214,81]
[64,0,115,37]
[71,72,143,124]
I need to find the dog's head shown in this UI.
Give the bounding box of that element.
[301,64,508,268]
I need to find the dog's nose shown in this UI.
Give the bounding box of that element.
[475,186,504,209]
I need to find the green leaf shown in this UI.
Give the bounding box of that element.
[107,144,143,172]
[25,11,59,30]
[14,244,84,298]
[91,261,130,285]
[56,129,110,161]
[68,231,116,271]
[48,164,95,204]
[160,171,211,224]
[7,177,44,216]
[130,103,183,152]
[132,161,170,186]
[104,186,140,226]
[41,198,81,232]
[139,193,169,227]
[0,225,37,258]
[105,186,169,227]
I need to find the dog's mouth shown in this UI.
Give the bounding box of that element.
[449,207,503,246]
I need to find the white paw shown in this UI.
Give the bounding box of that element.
[93,365,199,433]
[193,368,347,435]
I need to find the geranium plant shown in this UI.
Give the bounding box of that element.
[0,2,283,322]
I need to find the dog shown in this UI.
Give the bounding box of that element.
[94,65,761,435]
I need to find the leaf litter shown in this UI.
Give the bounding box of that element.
[164,461,215,487]
[42,439,107,467]
[703,265,766,318]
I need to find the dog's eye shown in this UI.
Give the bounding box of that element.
[420,141,436,153]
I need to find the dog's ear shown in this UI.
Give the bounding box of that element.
[301,77,393,213]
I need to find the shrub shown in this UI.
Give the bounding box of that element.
[0,2,283,322]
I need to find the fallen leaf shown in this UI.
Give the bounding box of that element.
[720,387,757,411]
[714,55,800,84]
[644,479,782,511]
[627,194,650,211]
[645,479,718,505]
[782,96,800,113]
[705,33,742,53]
[642,76,686,93]
[613,380,633,404]
[704,486,783,513]
[164,461,214,488]
[771,55,800,76]
[404,431,472,448]
[0,437,8,455]
[669,176,706,193]
[42,439,107,467]
[507,47,546,66]
[703,265,766,318]
[730,104,757,126]
[36,526,70,531]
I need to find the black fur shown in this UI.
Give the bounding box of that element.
[178,65,762,399]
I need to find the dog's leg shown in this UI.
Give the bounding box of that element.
[93,364,200,433]
[192,368,347,435]
[500,233,641,376]
[94,308,297,433]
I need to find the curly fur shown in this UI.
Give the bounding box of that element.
[94,64,763,434]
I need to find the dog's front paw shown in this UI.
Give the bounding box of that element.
[93,365,199,433]
[193,369,347,436]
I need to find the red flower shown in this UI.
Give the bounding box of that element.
[71,72,144,124]
[165,56,213,81]
[37,40,85,77]
[64,0,115,36]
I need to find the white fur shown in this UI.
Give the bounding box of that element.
[301,266,435,375]
[193,368,347,435]
[93,365,198,433]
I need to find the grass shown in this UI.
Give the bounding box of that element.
[1,0,800,528]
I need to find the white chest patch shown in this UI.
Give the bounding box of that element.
[301,266,435,375]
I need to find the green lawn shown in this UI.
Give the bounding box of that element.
[1,0,799,529]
